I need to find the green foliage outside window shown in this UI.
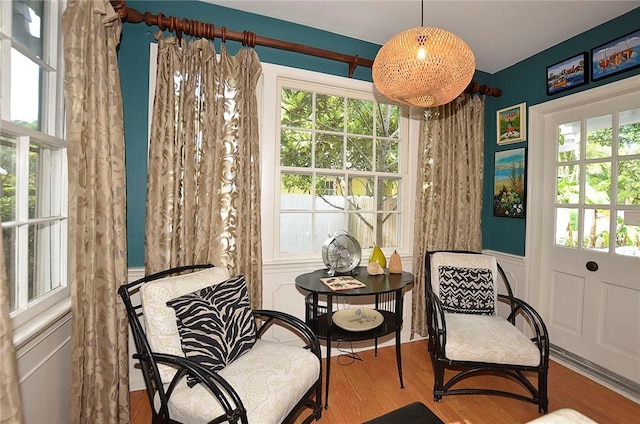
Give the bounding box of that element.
[279,87,401,249]
[558,120,639,251]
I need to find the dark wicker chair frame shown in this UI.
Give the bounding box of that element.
[425,251,550,413]
[119,264,323,424]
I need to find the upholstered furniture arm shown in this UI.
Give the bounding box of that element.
[252,309,322,359]
[498,294,550,359]
[134,351,247,424]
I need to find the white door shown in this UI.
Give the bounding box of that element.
[528,75,640,387]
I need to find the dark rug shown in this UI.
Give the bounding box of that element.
[362,402,444,424]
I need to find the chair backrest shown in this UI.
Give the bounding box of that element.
[427,251,500,316]
[118,264,231,389]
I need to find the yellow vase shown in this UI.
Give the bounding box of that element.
[369,245,386,268]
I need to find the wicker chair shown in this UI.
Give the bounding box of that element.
[425,250,549,413]
[119,264,322,424]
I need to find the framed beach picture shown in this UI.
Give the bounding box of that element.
[591,29,640,81]
[496,103,526,145]
[493,147,526,219]
[546,52,588,95]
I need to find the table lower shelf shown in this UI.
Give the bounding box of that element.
[307,310,398,342]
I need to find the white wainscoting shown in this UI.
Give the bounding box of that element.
[15,304,72,424]
[127,267,146,392]
[484,250,528,301]
[484,250,529,335]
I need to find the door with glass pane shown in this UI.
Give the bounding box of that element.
[546,91,640,386]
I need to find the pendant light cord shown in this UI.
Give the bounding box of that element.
[421,0,424,27]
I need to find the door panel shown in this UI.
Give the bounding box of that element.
[602,283,639,354]
[549,271,584,335]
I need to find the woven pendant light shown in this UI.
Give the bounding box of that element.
[372,7,475,108]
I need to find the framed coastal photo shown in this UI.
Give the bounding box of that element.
[493,147,526,219]
[496,103,526,145]
[546,52,588,95]
[591,29,640,81]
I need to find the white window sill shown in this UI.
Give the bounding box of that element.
[12,297,72,349]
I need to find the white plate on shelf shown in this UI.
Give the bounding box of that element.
[332,308,384,332]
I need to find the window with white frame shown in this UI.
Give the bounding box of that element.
[260,63,410,259]
[1,0,68,326]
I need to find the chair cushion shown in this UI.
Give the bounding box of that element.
[438,265,495,315]
[444,313,541,366]
[140,266,231,383]
[156,340,321,424]
[166,275,257,387]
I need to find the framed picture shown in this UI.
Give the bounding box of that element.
[496,103,526,145]
[591,29,640,81]
[546,52,588,95]
[493,147,526,219]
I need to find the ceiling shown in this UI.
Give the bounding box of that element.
[203,1,639,73]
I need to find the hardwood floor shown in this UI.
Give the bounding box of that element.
[130,339,640,423]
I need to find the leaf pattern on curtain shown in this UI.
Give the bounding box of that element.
[62,1,129,423]
[411,94,485,337]
[0,218,23,424]
[145,34,263,308]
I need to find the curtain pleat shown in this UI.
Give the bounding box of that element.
[145,35,263,308]
[62,1,129,423]
[411,95,485,337]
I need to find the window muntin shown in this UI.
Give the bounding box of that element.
[1,0,67,322]
[278,82,406,255]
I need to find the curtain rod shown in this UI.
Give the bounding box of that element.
[109,0,502,98]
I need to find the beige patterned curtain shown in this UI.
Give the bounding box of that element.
[62,1,129,423]
[145,35,263,308]
[411,94,485,337]
[0,220,22,424]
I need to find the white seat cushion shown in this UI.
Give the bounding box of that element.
[156,340,320,424]
[140,267,231,382]
[444,313,541,366]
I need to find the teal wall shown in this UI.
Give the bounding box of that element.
[119,1,639,265]
[482,7,640,255]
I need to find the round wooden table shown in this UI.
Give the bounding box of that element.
[295,267,414,408]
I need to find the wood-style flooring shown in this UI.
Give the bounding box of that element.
[129,339,640,423]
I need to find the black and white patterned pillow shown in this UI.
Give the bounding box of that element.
[438,265,495,315]
[166,274,256,387]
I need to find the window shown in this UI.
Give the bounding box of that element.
[260,63,410,260]
[554,108,640,257]
[324,180,335,196]
[1,0,68,326]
